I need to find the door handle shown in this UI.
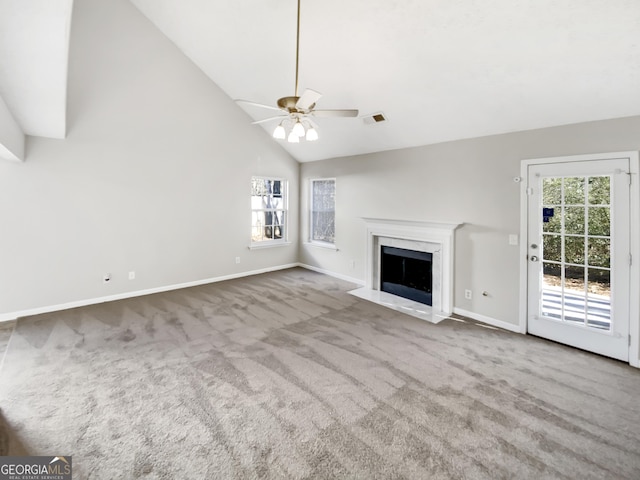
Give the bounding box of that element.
[530,256,539,262]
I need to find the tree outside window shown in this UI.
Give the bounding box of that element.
[541,175,611,295]
[310,179,336,245]
[251,177,287,244]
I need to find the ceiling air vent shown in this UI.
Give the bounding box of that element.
[362,112,387,125]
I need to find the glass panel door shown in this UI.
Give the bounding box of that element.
[527,158,630,361]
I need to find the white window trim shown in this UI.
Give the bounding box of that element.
[250,176,289,247]
[304,241,338,250]
[309,177,336,247]
[249,241,292,250]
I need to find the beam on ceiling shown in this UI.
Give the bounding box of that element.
[0,95,25,162]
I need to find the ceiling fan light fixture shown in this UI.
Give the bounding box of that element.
[292,120,305,137]
[287,130,300,143]
[236,0,359,147]
[273,124,286,139]
[305,127,318,141]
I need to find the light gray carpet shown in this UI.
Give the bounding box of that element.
[0,268,639,479]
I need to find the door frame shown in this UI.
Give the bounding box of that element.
[519,151,640,367]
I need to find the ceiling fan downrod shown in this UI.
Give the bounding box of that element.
[277,0,302,111]
[295,0,301,99]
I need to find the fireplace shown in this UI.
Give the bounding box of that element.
[380,246,432,305]
[349,218,462,323]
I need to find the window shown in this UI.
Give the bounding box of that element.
[251,177,288,245]
[310,178,336,245]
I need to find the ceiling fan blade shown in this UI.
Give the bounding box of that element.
[311,109,359,118]
[252,115,288,125]
[296,89,322,110]
[235,99,283,112]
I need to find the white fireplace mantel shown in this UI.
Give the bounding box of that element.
[350,218,463,323]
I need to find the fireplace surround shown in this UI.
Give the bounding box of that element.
[349,218,462,323]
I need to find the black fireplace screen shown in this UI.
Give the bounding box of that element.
[380,246,432,306]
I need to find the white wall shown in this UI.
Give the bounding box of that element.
[300,115,640,328]
[0,0,299,318]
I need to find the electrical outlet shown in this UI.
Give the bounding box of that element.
[235,257,241,264]
[464,289,472,300]
[349,260,355,269]
[509,234,519,246]
[103,273,111,284]
[128,271,136,280]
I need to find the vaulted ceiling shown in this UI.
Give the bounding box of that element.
[1,0,639,162]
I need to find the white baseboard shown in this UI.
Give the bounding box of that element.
[3,265,516,337]
[295,267,520,334]
[297,263,365,286]
[0,263,299,323]
[453,307,523,333]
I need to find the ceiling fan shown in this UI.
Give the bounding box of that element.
[235,0,359,143]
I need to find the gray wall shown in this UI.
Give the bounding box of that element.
[0,0,299,318]
[300,116,640,327]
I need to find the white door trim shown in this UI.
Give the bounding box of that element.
[519,151,640,368]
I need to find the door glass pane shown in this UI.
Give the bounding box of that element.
[586,298,610,330]
[564,301,586,324]
[587,269,611,331]
[542,263,561,320]
[564,236,585,265]
[563,266,586,325]
[588,238,610,268]
[588,176,610,205]
[543,178,562,204]
[564,265,585,294]
[543,262,561,286]
[564,177,585,205]
[588,207,610,236]
[542,208,561,233]
[564,207,585,234]
[543,234,561,262]
[587,268,610,293]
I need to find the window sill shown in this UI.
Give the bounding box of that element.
[304,241,338,251]
[249,241,292,250]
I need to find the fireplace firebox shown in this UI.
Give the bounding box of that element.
[380,246,433,306]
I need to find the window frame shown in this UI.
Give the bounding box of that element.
[250,176,289,248]
[309,177,337,247]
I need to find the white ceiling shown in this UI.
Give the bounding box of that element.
[129,0,640,162]
[1,0,639,163]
